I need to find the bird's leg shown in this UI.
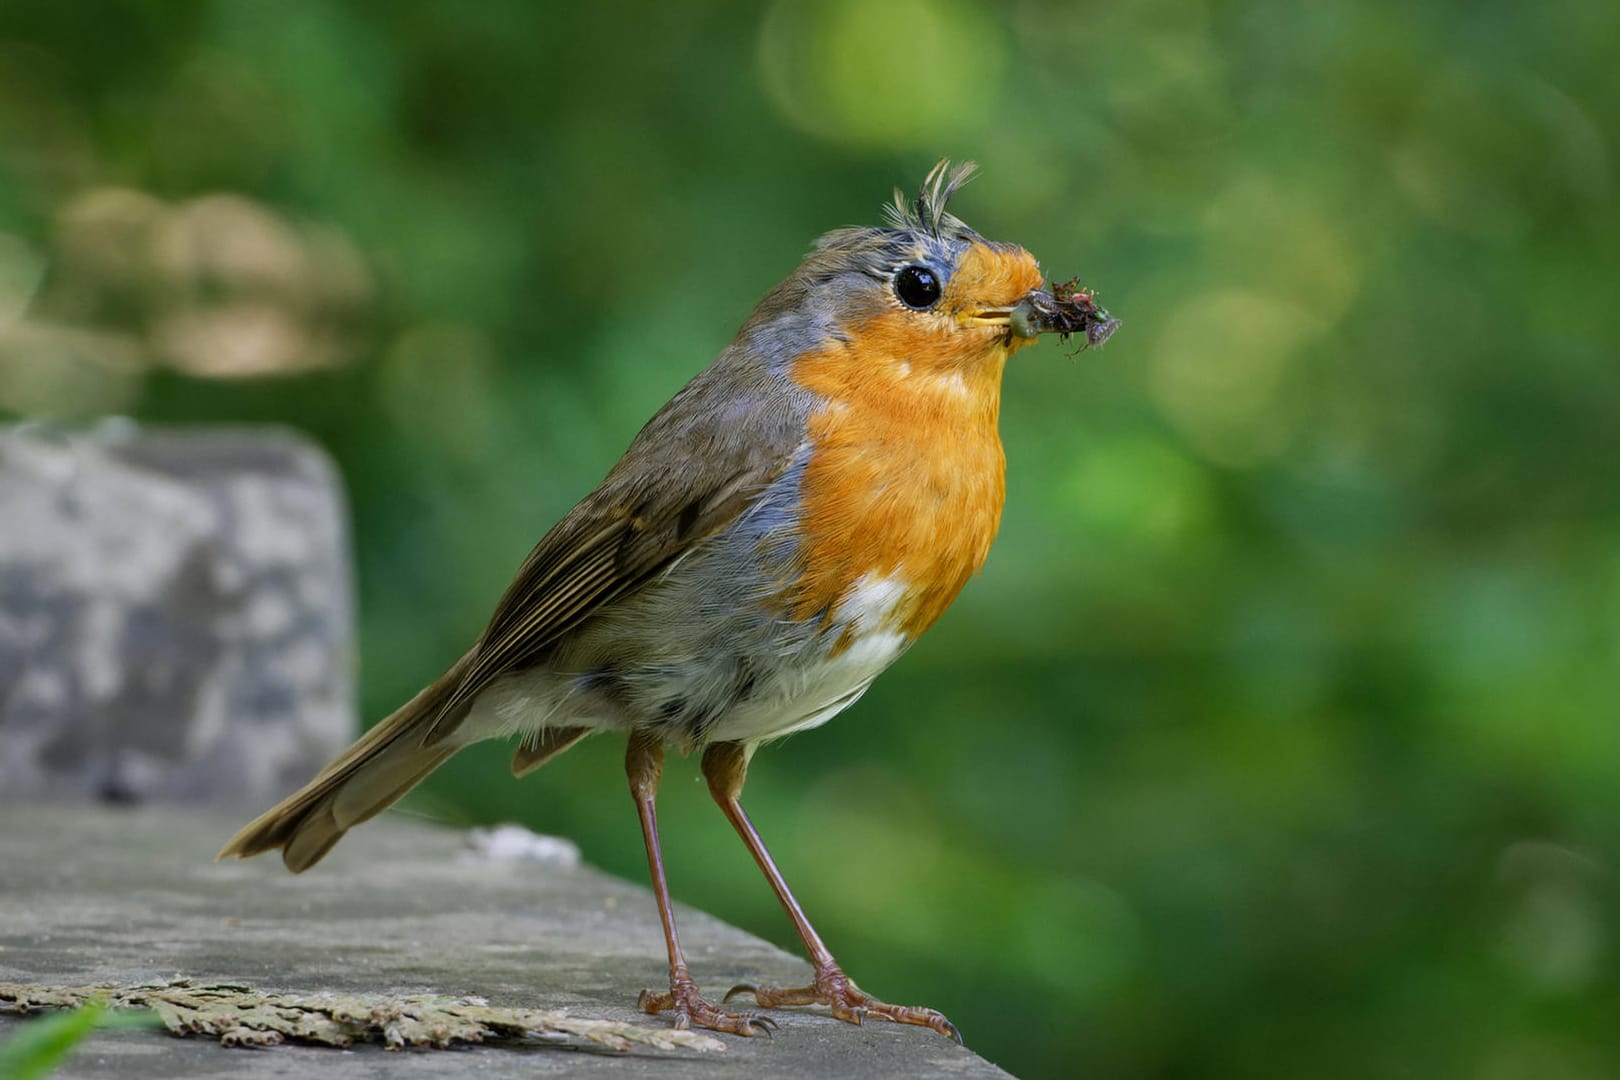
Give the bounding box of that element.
[625,731,774,1037]
[701,741,962,1043]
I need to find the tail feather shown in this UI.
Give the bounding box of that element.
[218,653,474,873]
[510,725,591,778]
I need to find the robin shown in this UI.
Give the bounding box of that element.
[220,160,1116,1042]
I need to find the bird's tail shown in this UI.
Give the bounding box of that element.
[217,653,474,873]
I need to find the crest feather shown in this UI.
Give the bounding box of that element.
[882,159,979,239]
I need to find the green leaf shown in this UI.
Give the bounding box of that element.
[0,1003,161,1080]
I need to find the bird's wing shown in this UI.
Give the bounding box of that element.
[421,374,809,745]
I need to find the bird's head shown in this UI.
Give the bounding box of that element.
[740,160,1110,396]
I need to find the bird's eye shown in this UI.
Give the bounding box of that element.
[894,264,942,310]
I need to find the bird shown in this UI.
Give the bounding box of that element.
[219,160,1111,1042]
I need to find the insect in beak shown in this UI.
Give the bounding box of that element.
[970,282,1120,349]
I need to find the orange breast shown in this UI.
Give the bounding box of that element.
[786,312,1011,644]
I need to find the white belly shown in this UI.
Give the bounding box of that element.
[710,570,911,742]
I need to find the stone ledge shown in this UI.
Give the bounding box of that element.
[0,804,1013,1078]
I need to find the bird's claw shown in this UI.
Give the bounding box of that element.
[639,978,776,1038]
[726,967,961,1043]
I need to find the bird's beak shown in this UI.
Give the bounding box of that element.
[970,288,1120,348]
[966,306,1019,331]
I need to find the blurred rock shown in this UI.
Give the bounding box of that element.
[0,423,355,802]
[460,823,583,867]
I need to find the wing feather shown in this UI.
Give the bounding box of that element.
[412,338,817,745]
[420,455,791,743]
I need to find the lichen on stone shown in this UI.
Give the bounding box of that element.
[0,977,724,1054]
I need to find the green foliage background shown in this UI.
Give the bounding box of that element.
[2,2,1616,1076]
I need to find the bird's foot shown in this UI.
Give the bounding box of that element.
[639,967,777,1037]
[726,964,960,1043]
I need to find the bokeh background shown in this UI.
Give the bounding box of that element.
[2,2,1617,1076]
